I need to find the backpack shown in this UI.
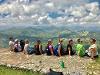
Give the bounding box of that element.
[20,40,25,51]
[54,44,64,56]
[54,44,59,56]
[27,47,34,54]
[47,69,63,75]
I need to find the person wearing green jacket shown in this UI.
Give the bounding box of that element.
[76,39,85,57]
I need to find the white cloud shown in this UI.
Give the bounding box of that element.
[0,0,100,24]
[45,2,54,8]
[85,2,100,14]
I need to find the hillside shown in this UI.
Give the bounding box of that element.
[0,25,100,53]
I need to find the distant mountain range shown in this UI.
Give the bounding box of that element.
[0,0,100,25]
[0,24,100,48]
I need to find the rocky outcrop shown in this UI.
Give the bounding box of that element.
[0,48,96,75]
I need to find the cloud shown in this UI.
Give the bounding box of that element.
[0,0,100,24]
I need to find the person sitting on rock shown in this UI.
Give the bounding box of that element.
[86,38,98,59]
[54,34,65,57]
[66,39,75,56]
[20,40,25,52]
[76,39,85,57]
[45,39,54,56]
[9,37,14,51]
[14,39,22,52]
[24,39,34,54]
[34,40,43,55]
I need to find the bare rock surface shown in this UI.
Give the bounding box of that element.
[0,48,97,75]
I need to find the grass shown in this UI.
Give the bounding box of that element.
[0,65,43,75]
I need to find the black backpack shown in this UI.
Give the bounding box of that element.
[47,69,63,75]
[20,40,25,51]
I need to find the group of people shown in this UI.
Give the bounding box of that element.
[9,36,98,59]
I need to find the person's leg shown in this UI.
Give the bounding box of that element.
[71,50,75,56]
[94,55,99,58]
[47,50,51,56]
[21,45,24,51]
[27,47,34,55]
[84,50,91,57]
[91,50,96,59]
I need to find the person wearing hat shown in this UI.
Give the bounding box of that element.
[86,38,98,59]
[14,39,21,52]
[45,39,54,55]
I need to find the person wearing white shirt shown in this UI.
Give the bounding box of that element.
[24,39,33,54]
[9,37,14,51]
[86,38,98,59]
[24,39,29,54]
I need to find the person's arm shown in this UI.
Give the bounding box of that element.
[58,45,61,57]
[50,46,54,55]
[39,45,42,54]
[19,45,22,51]
[58,33,61,43]
[68,47,71,56]
[78,50,80,56]
[23,45,28,54]
[24,49,28,54]
[13,44,17,52]
[90,48,96,59]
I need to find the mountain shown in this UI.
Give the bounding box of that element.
[0,0,100,25]
[0,24,100,48]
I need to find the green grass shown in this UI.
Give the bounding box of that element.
[0,65,43,75]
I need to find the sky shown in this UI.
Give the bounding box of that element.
[0,0,100,25]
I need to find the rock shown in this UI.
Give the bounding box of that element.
[88,71,93,75]
[7,64,11,67]
[93,71,98,75]
[0,49,97,75]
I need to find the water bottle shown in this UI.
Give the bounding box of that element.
[59,61,65,69]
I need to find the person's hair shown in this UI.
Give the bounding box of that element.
[80,41,83,43]
[48,39,52,45]
[77,38,80,43]
[36,40,41,44]
[59,39,63,43]
[60,40,63,42]
[91,38,96,43]
[20,40,25,44]
[9,37,13,40]
[69,39,73,44]
[25,39,29,44]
